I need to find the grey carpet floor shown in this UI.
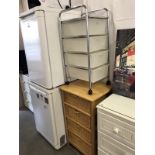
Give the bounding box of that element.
[19,109,81,155]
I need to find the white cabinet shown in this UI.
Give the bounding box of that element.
[97,94,135,155]
[20,7,65,89]
[19,74,33,112]
[29,83,67,149]
[30,85,55,144]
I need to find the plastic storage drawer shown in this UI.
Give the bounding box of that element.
[65,50,108,69]
[67,65,108,83]
[62,18,108,37]
[63,36,108,53]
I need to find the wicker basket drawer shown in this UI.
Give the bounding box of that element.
[64,93,91,114]
[68,131,92,155]
[66,118,91,144]
[65,104,91,129]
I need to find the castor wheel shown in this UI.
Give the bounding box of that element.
[88,89,93,95]
[65,81,70,85]
[106,80,111,85]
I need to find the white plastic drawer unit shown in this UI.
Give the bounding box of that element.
[67,65,108,83]
[63,35,108,53]
[65,50,108,69]
[98,132,134,155]
[62,18,108,37]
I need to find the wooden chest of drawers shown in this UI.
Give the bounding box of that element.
[60,80,111,155]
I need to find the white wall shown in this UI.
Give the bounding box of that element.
[21,0,29,12]
[39,0,83,8]
[19,0,29,50]
[19,0,24,50]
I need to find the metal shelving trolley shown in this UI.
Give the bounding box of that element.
[59,5,109,95]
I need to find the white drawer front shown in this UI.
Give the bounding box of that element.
[98,111,135,148]
[67,65,108,83]
[65,50,108,69]
[98,132,134,155]
[98,148,110,155]
[63,36,108,53]
[62,18,108,37]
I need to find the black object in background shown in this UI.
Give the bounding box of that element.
[19,50,28,75]
[28,0,41,9]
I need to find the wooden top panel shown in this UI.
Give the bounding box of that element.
[60,80,111,102]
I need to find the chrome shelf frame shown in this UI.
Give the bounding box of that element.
[59,5,109,95]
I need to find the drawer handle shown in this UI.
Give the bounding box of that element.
[113,128,119,134]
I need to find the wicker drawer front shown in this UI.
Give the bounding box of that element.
[98,111,135,148]
[66,118,91,144]
[65,104,91,129]
[68,131,92,155]
[64,93,91,114]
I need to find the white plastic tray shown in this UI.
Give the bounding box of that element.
[63,35,108,53]
[65,50,108,69]
[67,65,108,83]
[62,18,108,37]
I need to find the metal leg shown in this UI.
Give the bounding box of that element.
[65,81,70,85]
[106,9,110,84]
[106,80,111,85]
[85,7,93,95]
[59,5,87,87]
[88,89,93,95]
